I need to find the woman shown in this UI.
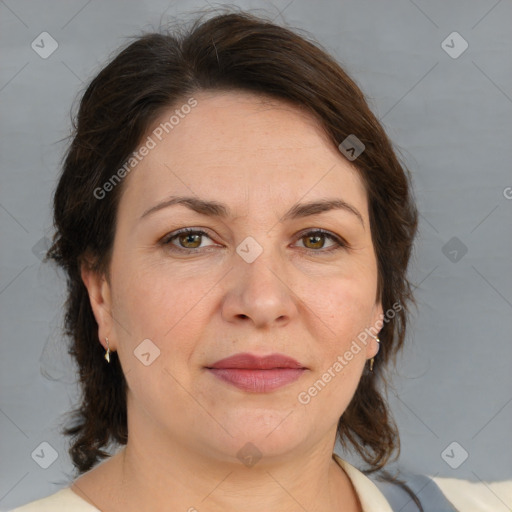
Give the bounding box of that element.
[12,9,457,512]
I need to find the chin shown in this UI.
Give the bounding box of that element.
[196,408,313,465]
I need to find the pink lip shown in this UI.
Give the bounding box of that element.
[207,353,307,393]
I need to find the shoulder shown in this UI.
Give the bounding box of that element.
[368,469,458,512]
[333,454,458,512]
[9,488,100,512]
[333,454,395,511]
[431,476,512,512]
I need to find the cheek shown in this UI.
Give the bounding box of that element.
[111,258,215,356]
[296,281,372,420]
[110,264,210,407]
[306,271,377,342]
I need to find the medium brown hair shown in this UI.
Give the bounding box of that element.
[47,6,418,498]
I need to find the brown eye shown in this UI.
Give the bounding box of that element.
[162,229,216,252]
[295,230,345,252]
[178,232,202,249]
[303,233,325,249]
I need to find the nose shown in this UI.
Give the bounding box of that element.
[220,243,298,329]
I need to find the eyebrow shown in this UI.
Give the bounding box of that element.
[140,195,364,227]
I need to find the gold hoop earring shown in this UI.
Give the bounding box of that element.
[369,336,380,372]
[104,337,111,363]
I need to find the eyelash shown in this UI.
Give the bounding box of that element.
[160,227,347,254]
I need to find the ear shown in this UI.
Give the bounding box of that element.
[366,300,384,359]
[80,257,116,352]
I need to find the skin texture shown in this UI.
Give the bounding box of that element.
[77,90,383,512]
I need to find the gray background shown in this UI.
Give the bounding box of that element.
[1,0,511,509]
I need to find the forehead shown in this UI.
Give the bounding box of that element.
[118,90,368,221]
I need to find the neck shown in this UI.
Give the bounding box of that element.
[110,435,360,512]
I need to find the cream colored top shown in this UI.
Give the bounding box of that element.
[10,455,393,511]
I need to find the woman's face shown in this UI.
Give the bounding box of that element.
[84,90,383,464]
